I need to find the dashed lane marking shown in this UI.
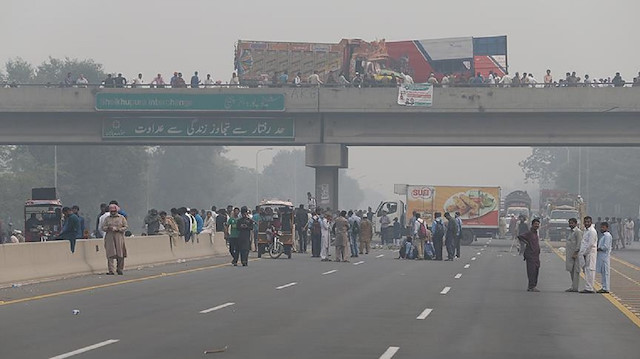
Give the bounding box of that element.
[455,273,462,279]
[49,339,119,359]
[464,264,470,269]
[376,254,385,258]
[416,308,433,320]
[353,261,365,266]
[440,287,451,295]
[276,282,297,290]
[471,257,477,261]
[199,302,235,314]
[379,346,400,359]
[322,270,337,275]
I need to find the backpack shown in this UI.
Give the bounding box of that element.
[405,242,416,259]
[311,217,322,236]
[351,220,359,235]
[418,221,427,239]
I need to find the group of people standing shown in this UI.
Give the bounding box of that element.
[399,211,463,261]
[517,216,613,294]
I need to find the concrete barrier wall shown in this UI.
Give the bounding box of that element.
[0,232,228,286]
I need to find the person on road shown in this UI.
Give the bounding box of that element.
[144,209,161,236]
[307,192,316,213]
[412,213,426,259]
[444,212,458,261]
[565,218,583,292]
[58,207,80,253]
[227,208,240,266]
[518,218,541,292]
[348,210,361,258]
[431,212,445,260]
[295,205,308,254]
[320,212,332,262]
[333,211,350,262]
[359,216,373,255]
[102,204,128,275]
[308,209,322,257]
[596,222,613,293]
[380,210,391,245]
[517,215,529,254]
[236,207,254,267]
[579,216,598,294]
[455,211,463,258]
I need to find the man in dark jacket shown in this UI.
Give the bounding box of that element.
[236,207,254,266]
[518,218,541,292]
[444,212,458,261]
[58,207,80,253]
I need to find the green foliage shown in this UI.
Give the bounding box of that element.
[521,147,640,216]
[34,57,106,84]
[5,57,35,84]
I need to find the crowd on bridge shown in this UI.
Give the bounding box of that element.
[3,69,640,89]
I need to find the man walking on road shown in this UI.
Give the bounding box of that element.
[596,222,612,293]
[444,212,458,261]
[518,218,541,292]
[236,207,254,267]
[565,218,583,292]
[348,210,361,258]
[227,208,240,266]
[579,216,598,294]
[102,204,128,275]
[359,215,373,255]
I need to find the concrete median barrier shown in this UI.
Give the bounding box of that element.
[0,232,228,286]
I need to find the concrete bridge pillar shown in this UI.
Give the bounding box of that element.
[305,144,348,212]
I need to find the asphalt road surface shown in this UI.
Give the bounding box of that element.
[1,240,639,359]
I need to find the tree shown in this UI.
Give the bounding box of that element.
[5,57,35,84]
[34,57,106,84]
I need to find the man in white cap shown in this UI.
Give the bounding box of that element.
[102,204,128,275]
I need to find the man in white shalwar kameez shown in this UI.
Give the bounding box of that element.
[596,222,613,294]
[320,213,332,262]
[578,216,598,293]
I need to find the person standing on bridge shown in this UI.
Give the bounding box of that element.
[565,218,583,292]
[578,216,598,294]
[596,222,612,294]
[518,218,541,292]
[102,204,128,275]
[444,212,457,261]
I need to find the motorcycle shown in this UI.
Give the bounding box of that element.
[266,228,285,259]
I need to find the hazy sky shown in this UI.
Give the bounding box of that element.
[2,0,636,205]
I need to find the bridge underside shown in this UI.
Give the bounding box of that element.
[1,111,639,146]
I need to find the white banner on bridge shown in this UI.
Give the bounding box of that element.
[397,83,433,107]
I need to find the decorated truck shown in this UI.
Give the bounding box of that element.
[234,35,507,85]
[373,185,501,245]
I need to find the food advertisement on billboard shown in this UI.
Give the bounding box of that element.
[406,185,499,227]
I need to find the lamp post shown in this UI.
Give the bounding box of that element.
[255,148,274,205]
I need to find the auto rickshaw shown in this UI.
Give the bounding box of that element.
[256,200,294,259]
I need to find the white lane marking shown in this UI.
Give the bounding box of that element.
[440,287,451,295]
[471,257,477,261]
[376,254,385,258]
[416,308,433,320]
[200,302,235,314]
[49,339,119,359]
[484,245,488,248]
[481,248,485,251]
[379,346,400,359]
[476,252,481,255]
[464,264,470,268]
[353,261,365,266]
[276,282,297,290]
[455,273,462,279]
[322,270,337,275]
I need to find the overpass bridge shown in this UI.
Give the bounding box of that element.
[1,86,639,209]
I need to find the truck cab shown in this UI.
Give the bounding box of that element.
[372,200,406,235]
[547,205,579,241]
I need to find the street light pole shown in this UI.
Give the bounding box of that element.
[255,148,274,206]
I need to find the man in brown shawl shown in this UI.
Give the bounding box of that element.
[333,211,350,262]
[102,204,128,275]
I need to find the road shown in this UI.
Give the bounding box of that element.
[1,240,639,359]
